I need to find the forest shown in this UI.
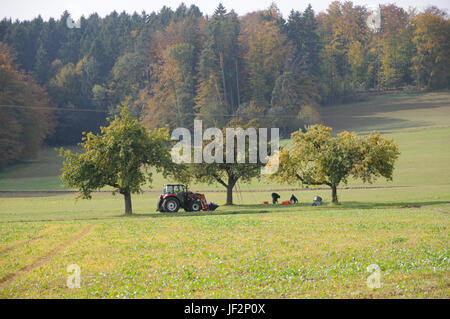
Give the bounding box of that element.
[0,1,449,168]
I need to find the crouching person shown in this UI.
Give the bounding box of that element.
[290,194,298,204]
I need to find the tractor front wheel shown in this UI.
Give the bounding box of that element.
[190,200,202,212]
[163,198,180,212]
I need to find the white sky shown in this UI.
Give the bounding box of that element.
[1,0,449,21]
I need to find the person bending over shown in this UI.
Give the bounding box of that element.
[271,193,280,204]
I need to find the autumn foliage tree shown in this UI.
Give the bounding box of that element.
[0,42,54,168]
[142,16,203,130]
[271,125,400,204]
[378,4,415,89]
[411,7,450,89]
[240,11,288,107]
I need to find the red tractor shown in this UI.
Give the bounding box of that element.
[157,184,219,213]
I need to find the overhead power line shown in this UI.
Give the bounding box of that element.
[0,103,329,119]
[0,104,109,113]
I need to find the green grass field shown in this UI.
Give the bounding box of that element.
[0,92,449,298]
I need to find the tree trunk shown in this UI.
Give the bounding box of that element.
[226,184,233,205]
[331,185,338,204]
[171,79,181,127]
[225,175,237,205]
[235,59,240,108]
[219,52,229,112]
[123,191,132,215]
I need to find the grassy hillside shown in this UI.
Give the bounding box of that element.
[1,92,449,196]
[321,91,450,133]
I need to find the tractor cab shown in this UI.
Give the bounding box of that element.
[164,184,186,196]
[162,184,190,206]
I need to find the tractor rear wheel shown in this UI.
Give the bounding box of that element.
[163,198,180,212]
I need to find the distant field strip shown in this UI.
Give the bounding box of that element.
[0,185,413,197]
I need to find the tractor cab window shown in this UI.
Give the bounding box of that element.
[164,185,174,194]
[174,185,184,193]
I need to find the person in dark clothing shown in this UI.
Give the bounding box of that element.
[312,196,323,206]
[290,194,298,204]
[271,193,280,204]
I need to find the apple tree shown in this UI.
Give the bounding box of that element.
[271,125,400,204]
[59,106,175,214]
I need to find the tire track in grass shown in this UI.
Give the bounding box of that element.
[0,234,48,255]
[0,225,93,288]
[0,226,60,255]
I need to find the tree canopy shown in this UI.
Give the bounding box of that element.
[271,125,400,203]
[0,42,55,168]
[59,106,175,214]
[174,121,274,205]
